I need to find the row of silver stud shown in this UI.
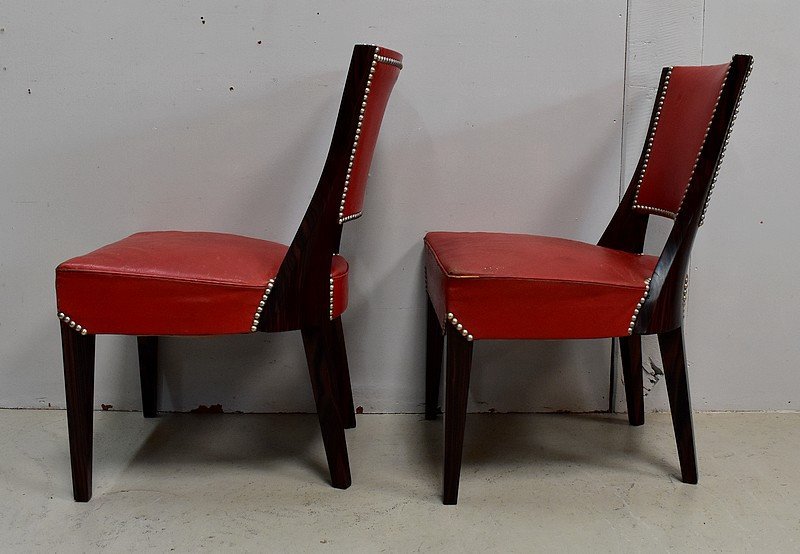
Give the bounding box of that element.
[632,68,673,216]
[339,211,362,223]
[699,58,753,226]
[57,312,88,335]
[329,276,335,320]
[375,55,403,69]
[627,277,651,335]
[674,67,732,219]
[446,312,474,341]
[250,278,275,332]
[682,273,690,313]
[338,48,380,224]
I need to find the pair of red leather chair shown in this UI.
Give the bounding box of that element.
[54,45,752,505]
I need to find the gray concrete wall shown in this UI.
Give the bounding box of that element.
[1,1,796,413]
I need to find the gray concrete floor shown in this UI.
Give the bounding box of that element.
[1,410,798,552]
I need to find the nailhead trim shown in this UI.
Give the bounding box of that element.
[627,278,651,335]
[699,57,753,226]
[446,312,474,341]
[632,67,673,217]
[674,66,731,219]
[375,55,403,69]
[338,48,380,224]
[682,273,690,313]
[250,278,274,332]
[329,276,335,320]
[57,312,88,335]
[339,211,362,224]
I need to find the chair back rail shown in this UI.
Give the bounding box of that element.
[600,54,753,334]
[260,45,402,331]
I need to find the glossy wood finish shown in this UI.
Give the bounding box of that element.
[602,55,754,336]
[425,297,445,420]
[301,324,352,489]
[259,45,384,333]
[658,326,698,483]
[619,336,644,426]
[328,318,356,429]
[61,321,96,502]
[443,324,474,505]
[137,336,158,418]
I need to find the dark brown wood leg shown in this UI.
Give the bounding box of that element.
[301,325,352,489]
[61,323,96,502]
[658,326,698,484]
[327,318,356,429]
[425,297,445,420]
[620,335,644,426]
[443,324,474,505]
[137,336,158,418]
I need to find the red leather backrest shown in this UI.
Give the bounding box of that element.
[338,46,402,223]
[633,62,731,218]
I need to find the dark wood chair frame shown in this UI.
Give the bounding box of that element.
[61,45,397,501]
[425,55,753,504]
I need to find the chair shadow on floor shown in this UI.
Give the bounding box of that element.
[418,413,678,489]
[113,414,328,486]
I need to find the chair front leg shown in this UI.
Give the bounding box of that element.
[61,323,96,502]
[658,326,698,484]
[327,318,356,429]
[425,296,445,420]
[443,324,474,505]
[619,335,644,426]
[301,325,352,489]
[137,336,158,418]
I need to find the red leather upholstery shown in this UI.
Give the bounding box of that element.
[634,63,731,217]
[340,47,403,221]
[56,231,349,336]
[424,232,658,340]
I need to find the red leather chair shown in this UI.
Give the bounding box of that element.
[424,55,753,504]
[55,44,402,501]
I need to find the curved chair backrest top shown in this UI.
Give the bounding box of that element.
[260,44,403,331]
[600,54,753,334]
[339,46,403,223]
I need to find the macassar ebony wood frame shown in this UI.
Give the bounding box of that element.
[426,54,753,504]
[60,44,401,501]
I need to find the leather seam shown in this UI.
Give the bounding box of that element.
[57,268,275,288]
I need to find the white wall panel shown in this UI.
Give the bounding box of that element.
[1,1,627,412]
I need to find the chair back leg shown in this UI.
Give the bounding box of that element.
[443,324,474,505]
[61,323,96,502]
[658,326,699,484]
[301,325,352,489]
[327,318,356,429]
[619,335,645,426]
[137,336,159,418]
[425,297,445,420]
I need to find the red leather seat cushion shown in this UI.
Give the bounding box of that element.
[424,232,658,340]
[56,231,349,335]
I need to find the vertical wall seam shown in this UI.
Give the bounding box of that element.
[701,0,707,64]
[618,0,633,200]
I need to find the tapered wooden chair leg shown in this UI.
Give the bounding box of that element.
[302,325,352,489]
[443,325,474,505]
[425,297,445,420]
[137,336,159,418]
[327,318,356,429]
[61,323,96,502]
[620,335,644,426]
[658,326,698,484]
